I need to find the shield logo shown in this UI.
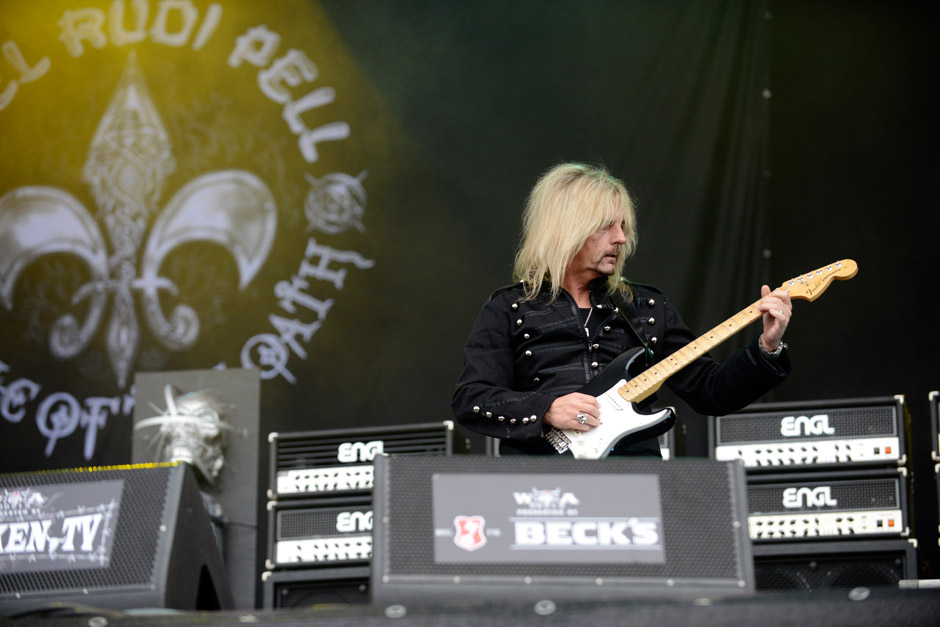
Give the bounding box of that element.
[453,515,487,551]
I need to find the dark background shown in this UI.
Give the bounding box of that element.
[318,0,940,572]
[766,1,938,575]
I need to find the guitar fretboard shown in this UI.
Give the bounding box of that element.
[617,300,764,404]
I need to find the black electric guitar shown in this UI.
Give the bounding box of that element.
[544,259,859,459]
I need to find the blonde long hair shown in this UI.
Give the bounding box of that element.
[513,163,637,301]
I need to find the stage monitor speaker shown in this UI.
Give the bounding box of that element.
[0,463,232,613]
[371,455,754,604]
[753,539,917,591]
[261,566,370,609]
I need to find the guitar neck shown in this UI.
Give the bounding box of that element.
[618,299,764,404]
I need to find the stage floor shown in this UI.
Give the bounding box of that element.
[4,585,940,626]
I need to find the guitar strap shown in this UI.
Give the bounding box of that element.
[610,290,655,367]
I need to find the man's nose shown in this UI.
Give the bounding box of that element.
[612,224,628,244]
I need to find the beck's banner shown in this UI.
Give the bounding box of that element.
[432,473,665,564]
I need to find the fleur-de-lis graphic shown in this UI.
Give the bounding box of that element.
[0,54,277,387]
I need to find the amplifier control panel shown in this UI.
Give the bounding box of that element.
[716,437,902,468]
[273,536,372,567]
[275,464,374,497]
[749,509,905,540]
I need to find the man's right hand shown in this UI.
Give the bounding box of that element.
[543,393,601,431]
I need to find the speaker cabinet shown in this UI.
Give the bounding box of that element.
[753,539,917,591]
[371,455,754,603]
[0,463,231,611]
[261,566,370,609]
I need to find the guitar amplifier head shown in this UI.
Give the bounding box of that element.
[746,468,910,542]
[268,421,455,499]
[266,496,373,570]
[709,396,909,471]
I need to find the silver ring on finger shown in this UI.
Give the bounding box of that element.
[576,412,587,424]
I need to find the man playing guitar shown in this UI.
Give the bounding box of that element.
[451,162,793,458]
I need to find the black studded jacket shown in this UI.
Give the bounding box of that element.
[451,277,790,456]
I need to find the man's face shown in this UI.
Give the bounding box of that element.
[570,218,628,280]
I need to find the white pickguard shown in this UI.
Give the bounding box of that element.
[562,379,671,459]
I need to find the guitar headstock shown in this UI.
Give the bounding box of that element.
[780,259,858,302]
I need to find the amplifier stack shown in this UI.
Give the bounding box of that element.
[261,421,457,608]
[709,396,917,591]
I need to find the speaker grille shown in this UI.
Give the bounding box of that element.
[275,576,369,607]
[262,567,371,609]
[0,466,171,595]
[755,551,909,590]
[277,505,372,540]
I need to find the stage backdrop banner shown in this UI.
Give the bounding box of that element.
[0,1,770,471]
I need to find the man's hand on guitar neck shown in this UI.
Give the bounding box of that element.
[757,284,793,352]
